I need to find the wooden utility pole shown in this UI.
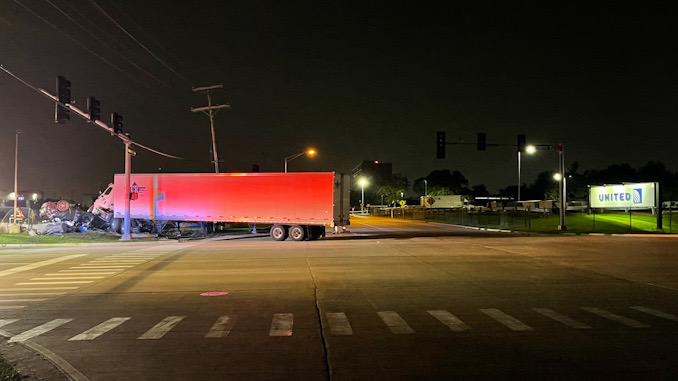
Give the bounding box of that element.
[191,85,230,173]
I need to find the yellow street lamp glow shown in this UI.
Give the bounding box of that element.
[553,173,562,181]
[307,148,316,156]
[359,178,367,186]
[525,145,537,154]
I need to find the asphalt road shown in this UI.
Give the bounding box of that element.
[0,216,677,380]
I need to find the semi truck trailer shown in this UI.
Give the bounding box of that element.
[89,172,351,240]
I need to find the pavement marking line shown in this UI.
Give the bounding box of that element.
[630,306,678,322]
[57,269,120,275]
[581,307,650,328]
[0,287,79,291]
[0,319,19,328]
[0,293,65,296]
[15,281,94,285]
[31,277,104,280]
[70,265,134,268]
[427,310,472,332]
[0,306,25,310]
[9,318,74,343]
[0,254,88,278]
[69,317,131,341]
[326,312,353,336]
[480,309,534,331]
[138,316,185,340]
[269,313,294,337]
[532,308,592,329]
[0,299,48,302]
[205,315,237,338]
[377,311,415,334]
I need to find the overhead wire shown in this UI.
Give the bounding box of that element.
[12,0,151,89]
[87,0,195,88]
[44,0,173,89]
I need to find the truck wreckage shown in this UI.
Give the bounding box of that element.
[31,172,351,239]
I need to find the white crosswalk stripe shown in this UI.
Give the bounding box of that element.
[630,306,678,322]
[205,315,237,338]
[9,319,73,343]
[269,313,293,337]
[480,309,533,331]
[532,308,592,329]
[0,319,19,328]
[138,316,185,340]
[427,310,472,332]
[377,311,415,334]
[69,317,131,341]
[581,307,650,328]
[326,312,353,336]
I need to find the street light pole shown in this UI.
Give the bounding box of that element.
[424,179,428,197]
[13,130,20,227]
[284,148,316,173]
[121,141,133,240]
[558,144,567,230]
[517,151,521,202]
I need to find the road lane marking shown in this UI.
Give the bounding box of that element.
[0,255,88,277]
[69,317,131,341]
[0,306,25,310]
[0,299,48,302]
[427,310,472,332]
[377,311,415,334]
[0,319,19,328]
[480,309,534,331]
[0,287,79,290]
[31,277,104,280]
[90,260,145,263]
[15,281,94,285]
[581,307,650,328]
[70,265,134,268]
[9,319,73,342]
[532,308,592,329]
[58,270,118,274]
[269,313,293,336]
[630,306,678,322]
[205,315,236,338]
[326,312,353,335]
[138,316,185,339]
[0,293,65,296]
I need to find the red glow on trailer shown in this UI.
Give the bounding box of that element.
[200,292,229,296]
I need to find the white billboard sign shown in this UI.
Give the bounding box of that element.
[589,182,657,209]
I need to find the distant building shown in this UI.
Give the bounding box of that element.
[351,160,393,185]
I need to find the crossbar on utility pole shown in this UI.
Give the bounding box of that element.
[191,84,230,173]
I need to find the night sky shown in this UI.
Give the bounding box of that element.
[1,1,676,201]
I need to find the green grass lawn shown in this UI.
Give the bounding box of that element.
[426,211,677,234]
[0,232,147,245]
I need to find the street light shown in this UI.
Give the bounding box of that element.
[12,130,20,230]
[284,148,316,173]
[424,179,428,197]
[518,144,536,201]
[359,178,367,210]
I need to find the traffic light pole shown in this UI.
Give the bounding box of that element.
[121,142,132,240]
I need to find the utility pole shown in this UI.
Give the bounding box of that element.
[191,85,230,173]
[13,130,20,230]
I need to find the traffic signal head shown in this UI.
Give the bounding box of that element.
[55,75,71,124]
[517,134,526,152]
[477,132,487,151]
[111,112,123,134]
[436,131,446,159]
[87,96,101,121]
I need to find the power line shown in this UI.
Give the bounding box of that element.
[44,0,173,89]
[87,0,194,87]
[12,0,150,89]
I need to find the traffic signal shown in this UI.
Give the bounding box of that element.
[517,134,526,152]
[87,96,101,121]
[477,132,487,150]
[436,131,445,159]
[55,75,71,124]
[111,113,123,134]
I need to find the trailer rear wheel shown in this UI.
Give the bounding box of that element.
[270,224,288,241]
[289,225,306,241]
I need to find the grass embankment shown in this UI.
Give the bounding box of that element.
[0,358,22,381]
